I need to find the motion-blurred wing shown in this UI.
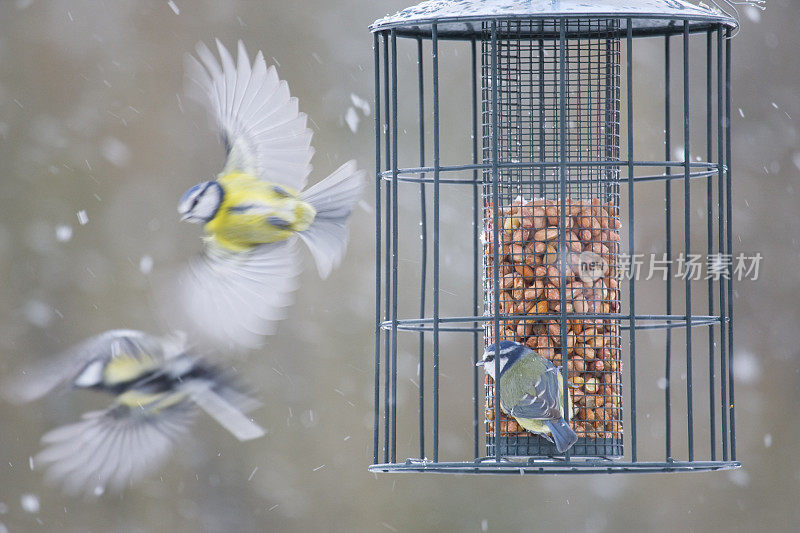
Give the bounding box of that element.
[506,367,562,421]
[34,403,196,497]
[2,330,164,404]
[186,39,314,190]
[174,239,300,351]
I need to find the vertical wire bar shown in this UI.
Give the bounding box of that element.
[490,20,502,462]
[382,32,392,464]
[538,35,546,197]
[717,27,729,461]
[471,37,481,460]
[372,32,382,465]
[558,18,571,462]
[431,22,441,464]
[706,29,717,461]
[725,28,736,461]
[625,19,637,462]
[390,30,399,465]
[605,24,623,455]
[416,36,427,462]
[604,24,619,200]
[664,34,673,461]
[515,21,522,191]
[682,20,695,462]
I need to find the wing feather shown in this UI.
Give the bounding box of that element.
[186,40,314,189]
[35,404,196,497]
[506,366,562,421]
[172,239,300,350]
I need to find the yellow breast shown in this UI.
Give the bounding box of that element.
[515,417,551,436]
[204,172,316,252]
[104,352,161,386]
[116,389,188,412]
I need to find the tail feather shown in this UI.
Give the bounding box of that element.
[546,418,578,453]
[299,160,365,278]
[186,384,265,441]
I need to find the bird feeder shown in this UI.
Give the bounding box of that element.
[370,0,740,473]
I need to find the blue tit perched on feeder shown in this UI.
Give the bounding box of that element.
[2,330,264,497]
[173,40,365,349]
[477,340,577,453]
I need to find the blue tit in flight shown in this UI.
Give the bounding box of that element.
[171,40,365,350]
[477,340,577,454]
[3,330,264,497]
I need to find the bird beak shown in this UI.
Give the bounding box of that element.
[180,213,190,221]
[475,361,484,367]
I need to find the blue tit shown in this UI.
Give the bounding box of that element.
[2,330,264,497]
[477,340,577,454]
[171,40,365,350]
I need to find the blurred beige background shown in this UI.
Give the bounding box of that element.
[0,0,798,531]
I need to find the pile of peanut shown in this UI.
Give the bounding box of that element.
[483,197,623,441]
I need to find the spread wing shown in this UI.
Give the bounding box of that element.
[34,402,196,497]
[171,238,300,351]
[186,39,314,190]
[507,366,563,421]
[2,330,167,404]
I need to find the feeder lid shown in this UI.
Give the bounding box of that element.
[370,0,738,38]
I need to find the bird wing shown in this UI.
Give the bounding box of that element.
[186,39,314,190]
[2,330,166,404]
[172,238,300,351]
[34,402,196,497]
[506,365,563,421]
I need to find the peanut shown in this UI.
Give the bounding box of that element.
[509,243,526,263]
[484,196,623,443]
[532,206,547,229]
[533,227,560,242]
[512,228,531,244]
[514,263,536,282]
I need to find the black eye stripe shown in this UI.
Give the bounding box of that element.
[190,182,214,210]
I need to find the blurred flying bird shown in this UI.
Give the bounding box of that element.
[173,40,364,350]
[3,330,264,497]
[477,340,577,453]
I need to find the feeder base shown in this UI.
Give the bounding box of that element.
[369,459,741,475]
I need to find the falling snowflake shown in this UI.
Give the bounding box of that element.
[139,255,154,275]
[350,93,371,116]
[55,224,73,242]
[23,300,53,328]
[345,107,359,133]
[102,137,131,167]
[20,494,39,514]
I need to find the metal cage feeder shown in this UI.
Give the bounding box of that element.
[370,0,740,474]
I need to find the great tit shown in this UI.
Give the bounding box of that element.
[478,340,578,454]
[3,330,264,496]
[171,40,365,350]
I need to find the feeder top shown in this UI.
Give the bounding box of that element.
[370,0,737,38]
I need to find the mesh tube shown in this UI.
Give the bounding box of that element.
[482,19,623,458]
